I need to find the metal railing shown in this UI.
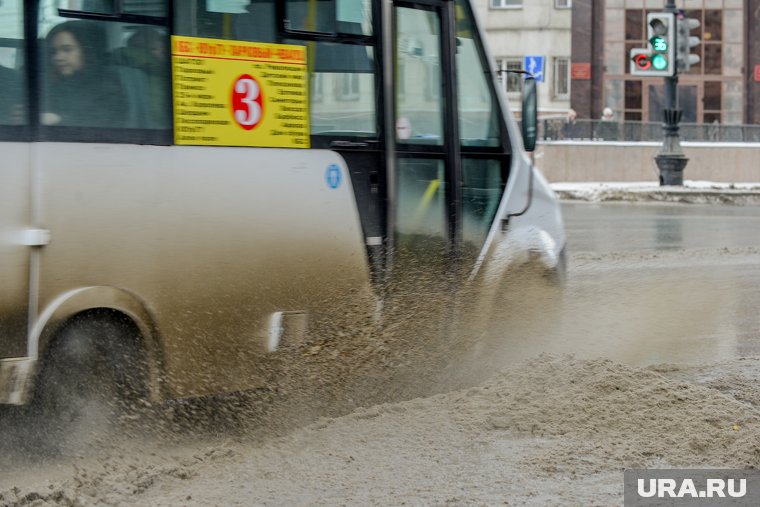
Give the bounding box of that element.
[537,119,760,143]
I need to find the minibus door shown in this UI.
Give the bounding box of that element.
[390,0,510,289]
[390,1,460,282]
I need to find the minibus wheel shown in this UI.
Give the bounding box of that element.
[31,312,148,450]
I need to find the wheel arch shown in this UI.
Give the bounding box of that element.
[30,286,165,402]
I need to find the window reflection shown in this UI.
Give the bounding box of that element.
[455,0,500,147]
[0,0,26,125]
[395,7,443,145]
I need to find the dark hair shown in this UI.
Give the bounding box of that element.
[46,20,107,75]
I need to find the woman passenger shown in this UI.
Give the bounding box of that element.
[42,21,127,128]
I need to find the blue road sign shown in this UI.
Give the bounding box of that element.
[524,56,545,82]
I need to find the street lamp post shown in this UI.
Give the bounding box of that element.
[655,0,688,186]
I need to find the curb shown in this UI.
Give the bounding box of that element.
[553,187,760,205]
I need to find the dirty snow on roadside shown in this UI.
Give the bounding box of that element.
[2,354,759,507]
[552,181,760,205]
[111,356,760,507]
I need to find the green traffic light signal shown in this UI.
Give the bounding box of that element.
[650,35,668,52]
[651,53,668,70]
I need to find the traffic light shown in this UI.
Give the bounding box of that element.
[629,12,675,77]
[676,15,701,72]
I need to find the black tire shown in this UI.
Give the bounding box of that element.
[29,313,148,452]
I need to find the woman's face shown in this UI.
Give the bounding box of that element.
[51,31,84,76]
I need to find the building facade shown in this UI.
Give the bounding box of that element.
[571,0,760,124]
[475,0,573,115]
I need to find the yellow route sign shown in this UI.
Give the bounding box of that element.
[171,36,310,148]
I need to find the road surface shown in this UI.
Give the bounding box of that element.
[561,201,760,364]
[1,200,759,506]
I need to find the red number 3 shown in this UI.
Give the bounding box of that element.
[232,75,263,130]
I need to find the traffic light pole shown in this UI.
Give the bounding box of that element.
[655,0,688,185]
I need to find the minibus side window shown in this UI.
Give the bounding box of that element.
[122,0,168,17]
[284,0,373,36]
[38,0,171,134]
[308,42,377,136]
[455,0,500,148]
[57,0,113,14]
[268,0,378,136]
[395,7,444,145]
[56,1,168,17]
[0,0,26,126]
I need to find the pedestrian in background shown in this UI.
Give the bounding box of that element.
[596,107,618,141]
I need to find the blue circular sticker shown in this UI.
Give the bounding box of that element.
[326,164,342,189]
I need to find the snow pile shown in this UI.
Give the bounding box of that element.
[552,181,760,204]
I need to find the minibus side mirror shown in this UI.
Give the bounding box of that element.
[521,76,537,153]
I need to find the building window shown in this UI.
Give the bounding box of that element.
[498,58,523,95]
[703,81,721,124]
[491,0,522,8]
[553,57,570,99]
[424,60,441,101]
[555,0,571,8]
[624,80,642,121]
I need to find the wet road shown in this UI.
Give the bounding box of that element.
[564,201,760,253]
[553,201,760,366]
[2,200,759,506]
